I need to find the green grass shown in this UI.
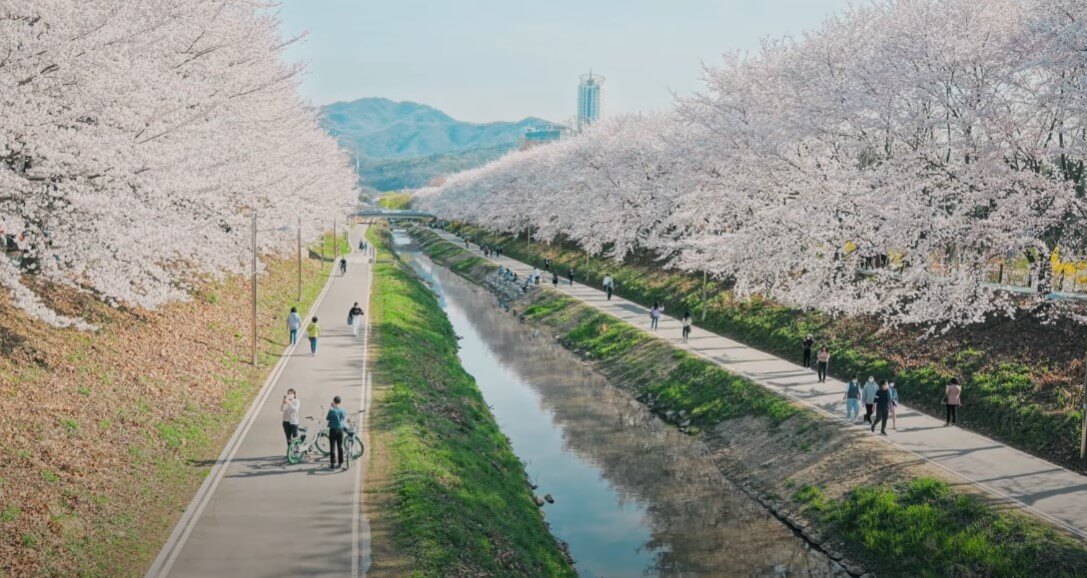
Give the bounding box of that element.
[447,225,1085,470]
[366,225,575,577]
[795,478,1087,577]
[377,191,413,210]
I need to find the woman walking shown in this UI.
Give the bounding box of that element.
[568,268,576,286]
[281,388,300,450]
[347,302,364,337]
[306,317,320,357]
[603,274,615,300]
[650,303,662,331]
[681,310,692,342]
[945,378,962,426]
[552,272,559,287]
[287,306,302,345]
[816,346,830,383]
[802,334,814,368]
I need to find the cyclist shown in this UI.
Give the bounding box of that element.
[339,257,347,275]
[327,396,347,470]
[347,302,364,336]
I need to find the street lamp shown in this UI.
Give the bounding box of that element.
[250,210,296,366]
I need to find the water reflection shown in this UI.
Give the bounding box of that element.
[393,232,835,578]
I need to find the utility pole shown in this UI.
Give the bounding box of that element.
[701,270,709,322]
[296,216,302,301]
[251,211,258,366]
[333,218,338,262]
[1081,352,1087,460]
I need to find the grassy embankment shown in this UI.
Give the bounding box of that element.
[376,192,413,210]
[451,225,1087,472]
[363,225,574,577]
[0,230,348,578]
[414,227,1087,578]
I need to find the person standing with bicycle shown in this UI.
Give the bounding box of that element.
[326,396,347,470]
[281,389,300,450]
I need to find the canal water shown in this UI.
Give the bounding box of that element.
[392,231,836,578]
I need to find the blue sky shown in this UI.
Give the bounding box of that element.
[278,0,853,123]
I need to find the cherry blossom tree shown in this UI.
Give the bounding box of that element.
[416,0,1087,327]
[0,0,357,327]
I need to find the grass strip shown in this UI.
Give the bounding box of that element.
[365,226,575,577]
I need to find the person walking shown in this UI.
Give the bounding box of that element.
[544,258,551,272]
[603,273,615,300]
[552,272,559,287]
[650,303,662,331]
[944,378,962,426]
[844,376,861,421]
[567,268,575,286]
[287,306,302,345]
[347,302,364,337]
[339,256,347,276]
[816,347,830,383]
[681,311,692,343]
[871,381,891,435]
[861,375,879,423]
[326,396,347,470]
[888,381,899,430]
[532,268,540,284]
[802,334,814,368]
[306,317,320,357]
[281,388,300,449]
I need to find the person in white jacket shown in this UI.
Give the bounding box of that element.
[287,307,302,345]
[281,388,301,449]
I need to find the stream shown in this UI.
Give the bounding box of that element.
[392,230,837,578]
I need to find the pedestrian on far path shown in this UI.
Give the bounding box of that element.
[347,302,364,337]
[326,396,347,470]
[862,375,878,423]
[568,268,575,286]
[306,317,320,356]
[544,258,551,272]
[888,382,899,430]
[844,376,860,421]
[871,381,891,435]
[681,311,692,343]
[944,378,962,426]
[650,303,662,331]
[552,272,559,287]
[603,273,615,300]
[802,334,814,368]
[281,388,300,449]
[816,347,830,383]
[287,306,302,345]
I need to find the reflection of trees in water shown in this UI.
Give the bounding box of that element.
[433,264,835,578]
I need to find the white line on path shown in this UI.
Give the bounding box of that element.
[145,262,339,578]
[352,246,375,578]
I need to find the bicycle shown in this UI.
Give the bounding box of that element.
[342,411,365,470]
[287,407,331,464]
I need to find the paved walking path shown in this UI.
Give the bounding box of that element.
[146,226,374,578]
[433,229,1087,541]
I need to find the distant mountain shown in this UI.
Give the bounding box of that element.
[320,97,552,191]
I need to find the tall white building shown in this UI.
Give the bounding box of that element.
[577,71,605,131]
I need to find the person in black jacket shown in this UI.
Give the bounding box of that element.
[871,381,891,435]
[802,334,814,368]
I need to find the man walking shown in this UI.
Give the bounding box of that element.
[327,396,347,470]
[603,273,615,300]
[843,376,860,421]
[871,381,891,435]
[861,376,879,423]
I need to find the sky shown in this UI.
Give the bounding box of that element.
[277,0,854,124]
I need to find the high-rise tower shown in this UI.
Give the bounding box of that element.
[577,71,605,131]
